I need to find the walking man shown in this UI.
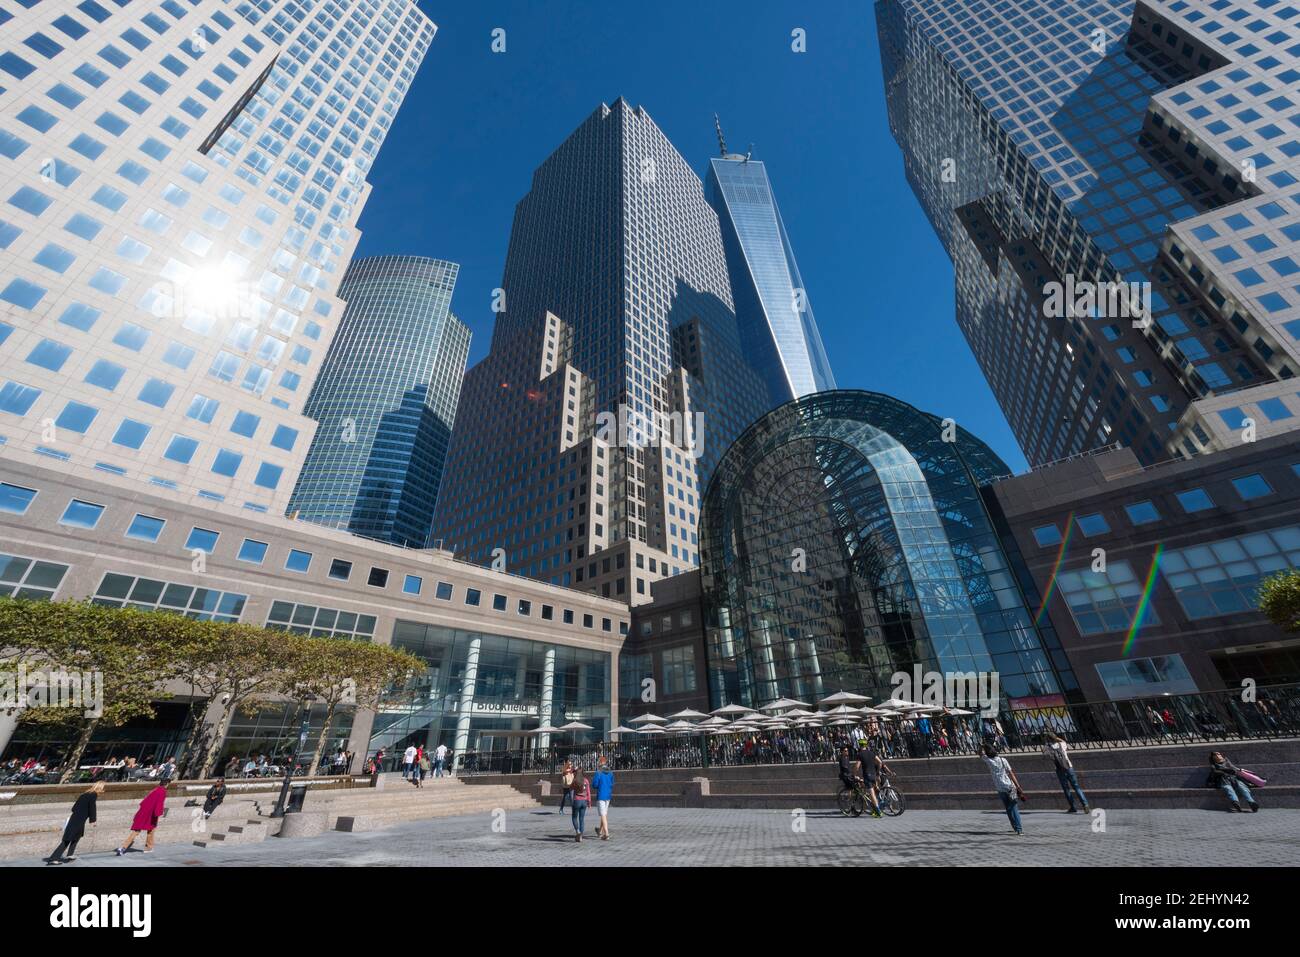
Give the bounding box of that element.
[402,743,417,782]
[1042,732,1089,813]
[592,757,614,840]
[434,742,448,778]
[981,743,1025,835]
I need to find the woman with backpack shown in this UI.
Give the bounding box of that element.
[1207,751,1261,812]
[570,768,591,842]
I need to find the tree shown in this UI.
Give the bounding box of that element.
[0,599,193,781]
[1258,569,1300,633]
[184,621,302,779]
[292,638,422,774]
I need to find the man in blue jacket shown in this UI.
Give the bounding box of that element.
[592,756,615,841]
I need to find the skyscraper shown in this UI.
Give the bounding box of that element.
[0,0,434,514]
[877,0,1300,467]
[706,124,836,403]
[431,99,774,603]
[287,256,469,548]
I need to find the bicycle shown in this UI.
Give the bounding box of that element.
[835,772,906,818]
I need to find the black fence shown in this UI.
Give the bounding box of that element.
[451,684,1300,777]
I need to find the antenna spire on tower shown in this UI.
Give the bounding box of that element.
[714,113,727,157]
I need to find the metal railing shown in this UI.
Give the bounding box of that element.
[444,684,1300,777]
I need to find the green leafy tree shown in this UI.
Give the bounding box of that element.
[0,599,193,781]
[291,639,421,773]
[1258,569,1300,633]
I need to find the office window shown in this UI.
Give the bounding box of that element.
[491,593,507,611]
[1124,500,1161,525]
[266,601,375,640]
[111,418,150,449]
[84,359,125,391]
[125,513,165,542]
[328,558,352,581]
[402,574,421,596]
[518,599,531,616]
[59,498,105,529]
[163,434,198,464]
[465,587,481,606]
[582,613,594,629]
[285,548,312,573]
[55,400,98,433]
[93,571,245,622]
[184,526,219,553]
[1032,524,1062,547]
[1095,655,1196,699]
[435,581,452,601]
[1176,488,1215,513]
[563,609,574,624]
[1076,513,1110,537]
[662,645,697,695]
[1231,474,1273,500]
[230,539,266,565]
[541,604,554,621]
[367,567,388,588]
[0,387,42,421]
[1056,560,1160,636]
[1162,525,1300,620]
[0,552,69,599]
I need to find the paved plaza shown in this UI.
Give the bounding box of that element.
[5,806,1298,867]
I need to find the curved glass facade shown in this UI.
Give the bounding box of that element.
[700,390,1079,709]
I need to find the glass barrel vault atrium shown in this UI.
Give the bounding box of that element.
[288,255,469,548]
[700,390,1079,709]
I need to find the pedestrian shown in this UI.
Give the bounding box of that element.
[434,742,448,778]
[1042,732,1089,813]
[981,743,1025,835]
[856,739,891,818]
[116,777,171,855]
[1207,751,1260,812]
[558,758,575,813]
[570,768,590,842]
[417,751,430,787]
[44,781,103,865]
[402,743,417,782]
[202,777,227,819]
[592,756,614,841]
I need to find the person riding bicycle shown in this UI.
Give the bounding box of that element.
[837,746,862,791]
[856,740,891,818]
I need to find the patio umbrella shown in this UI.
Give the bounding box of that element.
[608,725,638,736]
[947,708,976,716]
[663,721,697,732]
[667,708,710,721]
[557,721,593,732]
[636,725,667,734]
[781,708,817,718]
[711,704,757,716]
[823,704,863,717]
[697,716,730,727]
[532,724,562,734]
[818,690,872,707]
[629,713,667,724]
[760,697,811,711]
[877,698,919,710]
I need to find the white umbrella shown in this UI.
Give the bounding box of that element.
[818,690,871,706]
[557,721,593,732]
[781,708,817,718]
[947,708,976,716]
[636,725,667,734]
[663,721,697,732]
[711,704,757,716]
[608,725,638,735]
[824,704,863,717]
[628,713,667,724]
[533,724,562,734]
[697,716,730,727]
[667,708,709,721]
[877,698,919,710]
[760,697,811,711]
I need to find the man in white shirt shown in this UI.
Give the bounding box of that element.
[402,744,417,780]
[981,743,1024,835]
[434,743,448,778]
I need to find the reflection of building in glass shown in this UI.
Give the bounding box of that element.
[706,142,836,403]
[288,256,469,547]
[373,623,612,757]
[699,391,1079,709]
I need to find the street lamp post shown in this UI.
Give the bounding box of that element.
[271,696,313,818]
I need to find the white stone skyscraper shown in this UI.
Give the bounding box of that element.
[0,0,434,515]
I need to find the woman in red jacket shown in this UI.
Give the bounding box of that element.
[115,777,171,856]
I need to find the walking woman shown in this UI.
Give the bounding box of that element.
[570,768,591,842]
[115,777,171,855]
[558,758,575,813]
[44,781,103,864]
[1208,751,1260,812]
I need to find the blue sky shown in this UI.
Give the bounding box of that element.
[354,0,1029,472]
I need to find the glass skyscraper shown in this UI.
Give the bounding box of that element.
[0,0,434,514]
[877,0,1300,467]
[706,145,836,402]
[288,255,469,548]
[431,99,776,604]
